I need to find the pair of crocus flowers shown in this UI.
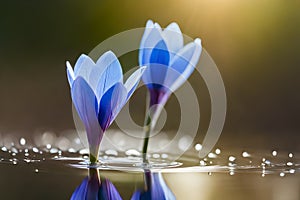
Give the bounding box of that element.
[66,20,202,163]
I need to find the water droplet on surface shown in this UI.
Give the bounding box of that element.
[208,153,217,158]
[35,169,39,173]
[50,148,58,154]
[208,172,212,176]
[161,154,168,159]
[287,162,293,166]
[194,144,202,151]
[125,149,141,156]
[289,153,293,158]
[68,148,76,153]
[272,150,277,157]
[152,153,160,159]
[228,156,236,162]
[46,144,51,150]
[199,160,206,166]
[229,171,235,176]
[1,147,7,152]
[262,173,265,177]
[32,147,39,153]
[215,148,221,155]
[79,149,89,155]
[242,152,251,158]
[19,138,26,146]
[280,172,285,177]
[105,149,118,156]
[289,169,295,174]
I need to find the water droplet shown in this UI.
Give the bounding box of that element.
[228,156,236,162]
[272,150,277,157]
[50,148,58,154]
[289,153,293,158]
[12,161,17,165]
[35,169,39,173]
[1,147,7,152]
[280,172,285,177]
[125,149,141,156]
[264,160,271,165]
[79,149,89,155]
[161,154,168,159]
[20,138,26,146]
[11,147,18,154]
[105,149,118,156]
[152,154,160,159]
[262,173,265,177]
[208,153,217,158]
[32,147,39,153]
[208,172,212,176]
[215,148,221,155]
[287,162,293,166]
[46,144,51,149]
[68,148,76,153]
[199,160,206,166]
[194,143,202,151]
[229,171,235,176]
[242,152,251,158]
[289,169,295,174]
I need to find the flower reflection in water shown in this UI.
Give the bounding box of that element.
[131,170,175,200]
[71,168,122,200]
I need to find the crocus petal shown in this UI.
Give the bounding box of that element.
[124,67,146,99]
[165,38,202,92]
[162,22,184,57]
[98,83,127,131]
[89,51,119,93]
[139,20,154,65]
[73,54,95,81]
[70,177,88,200]
[99,179,123,200]
[71,77,103,156]
[140,25,164,66]
[96,55,123,101]
[66,61,75,87]
[142,40,170,89]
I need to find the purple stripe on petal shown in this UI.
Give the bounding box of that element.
[71,77,103,157]
[98,83,127,131]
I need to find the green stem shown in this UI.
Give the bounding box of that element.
[89,154,97,164]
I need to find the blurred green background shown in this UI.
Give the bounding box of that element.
[0,0,300,150]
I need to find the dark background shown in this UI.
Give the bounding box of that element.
[1,0,300,151]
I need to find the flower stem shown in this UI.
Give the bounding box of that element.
[89,154,97,164]
[142,114,152,162]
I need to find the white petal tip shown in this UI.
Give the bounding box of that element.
[194,38,202,45]
[146,20,154,28]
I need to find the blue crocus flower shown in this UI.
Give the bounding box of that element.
[139,20,202,159]
[71,169,122,200]
[67,51,145,163]
[139,20,202,108]
[131,171,175,200]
